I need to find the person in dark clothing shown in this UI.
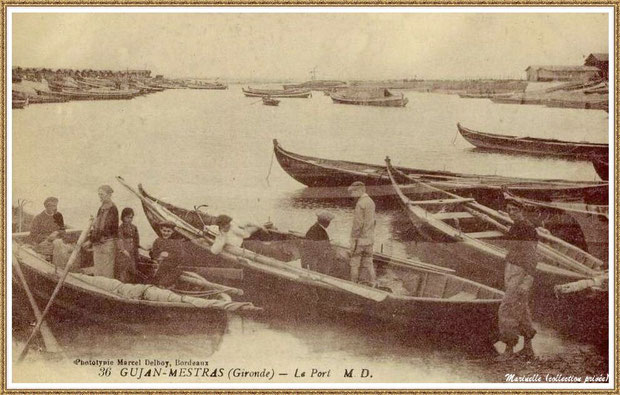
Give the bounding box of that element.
[497,200,538,361]
[117,207,140,283]
[29,197,65,258]
[150,221,187,288]
[302,211,336,273]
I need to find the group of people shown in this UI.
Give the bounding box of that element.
[27,180,538,360]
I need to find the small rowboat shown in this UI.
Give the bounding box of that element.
[117,177,505,335]
[385,157,604,292]
[12,230,260,323]
[242,87,311,98]
[330,88,408,107]
[36,88,140,101]
[262,96,280,106]
[273,139,608,205]
[457,123,608,161]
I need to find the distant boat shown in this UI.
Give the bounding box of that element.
[242,86,311,98]
[330,88,408,107]
[35,88,140,101]
[457,123,608,161]
[12,97,28,109]
[186,81,228,90]
[283,80,347,90]
[262,96,280,106]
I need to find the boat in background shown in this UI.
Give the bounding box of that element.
[186,81,228,90]
[385,157,604,292]
[283,80,347,90]
[330,88,408,107]
[457,123,608,161]
[35,88,140,101]
[273,139,608,205]
[242,86,312,98]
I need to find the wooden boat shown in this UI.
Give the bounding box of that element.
[186,82,228,90]
[385,158,604,291]
[330,88,408,107]
[12,98,28,109]
[503,193,608,262]
[592,157,608,181]
[118,177,505,334]
[35,88,140,101]
[262,96,280,106]
[242,87,312,98]
[273,139,608,205]
[457,123,608,160]
[283,80,347,90]
[12,230,260,323]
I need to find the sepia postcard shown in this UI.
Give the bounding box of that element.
[4,6,615,392]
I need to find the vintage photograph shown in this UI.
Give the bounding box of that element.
[7,9,613,389]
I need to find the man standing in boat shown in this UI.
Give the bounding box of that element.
[348,181,376,285]
[497,199,538,361]
[86,185,119,279]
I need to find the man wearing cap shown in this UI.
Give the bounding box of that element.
[150,220,188,288]
[87,185,119,278]
[302,211,335,273]
[29,197,65,258]
[210,215,263,255]
[497,200,538,361]
[348,181,376,284]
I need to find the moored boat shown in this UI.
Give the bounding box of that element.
[186,81,228,90]
[35,88,140,101]
[385,157,604,292]
[12,230,260,323]
[283,80,347,90]
[273,139,608,205]
[242,87,312,98]
[330,88,408,107]
[457,123,608,160]
[118,177,505,335]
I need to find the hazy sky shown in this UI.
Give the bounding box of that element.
[12,12,609,80]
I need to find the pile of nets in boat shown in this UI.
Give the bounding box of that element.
[69,273,260,312]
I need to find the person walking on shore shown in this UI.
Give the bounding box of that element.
[497,200,538,361]
[348,181,376,285]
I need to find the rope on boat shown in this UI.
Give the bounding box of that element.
[451,128,459,145]
[265,149,275,187]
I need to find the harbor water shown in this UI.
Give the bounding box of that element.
[11,87,610,383]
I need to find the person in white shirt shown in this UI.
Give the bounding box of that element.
[210,214,263,255]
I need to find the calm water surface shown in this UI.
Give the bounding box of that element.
[11,87,609,383]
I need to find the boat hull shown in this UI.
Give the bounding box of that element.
[273,140,608,205]
[330,95,408,107]
[457,123,608,160]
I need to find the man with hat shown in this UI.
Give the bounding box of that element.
[87,185,119,279]
[150,220,188,288]
[29,196,65,258]
[302,211,336,273]
[347,181,376,285]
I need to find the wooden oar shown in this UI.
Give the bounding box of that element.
[12,252,62,354]
[179,271,244,296]
[18,218,93,362]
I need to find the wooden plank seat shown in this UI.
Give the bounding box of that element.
[433,211,474,220]
[465,230,505,239]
